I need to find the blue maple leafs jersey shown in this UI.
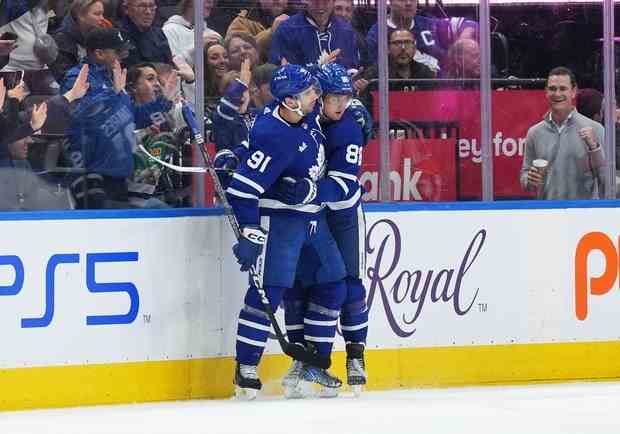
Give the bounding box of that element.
[313,104,365,212]
[226,105,327,227]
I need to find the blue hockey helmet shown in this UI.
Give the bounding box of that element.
[315,63,353,96]
[270,64,321,102]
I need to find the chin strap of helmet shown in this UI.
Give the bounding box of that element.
[282,95,306,118]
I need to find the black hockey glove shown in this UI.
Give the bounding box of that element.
[233,225,267,272]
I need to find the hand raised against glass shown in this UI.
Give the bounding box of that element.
[30,102,48,131]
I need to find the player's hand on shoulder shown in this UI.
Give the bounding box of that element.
[233,226,268,272]
[271,176,317,206]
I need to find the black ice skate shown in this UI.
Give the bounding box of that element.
[234,363,262,400]
[346,343,367,397]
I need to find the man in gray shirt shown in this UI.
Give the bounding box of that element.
[520,66,605,200]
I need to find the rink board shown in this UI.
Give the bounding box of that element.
[0,203,619,410]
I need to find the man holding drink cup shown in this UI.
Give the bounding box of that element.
[520,66,605,199]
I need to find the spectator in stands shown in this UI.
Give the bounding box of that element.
[60,27,141,208]
[0,133,69,211]
[162,0,221,61]
[226,0,289,63]
[333,0,352,21]
[204,41,230,110]
[225,32,260,72]
[125,62,186,208]
[0,64,90,210]
[161,0,220,107]
[212,58,252,154]
[520,66,605,200]
[0,81,47,150]
[1,64,89,147]
[440,38,481,87]
[0,0,60,95]
[120,0,195,87]
[51,0,110,83]
[250,62,277,109]
[3,134,36,161]
[120,0,172,66]
[128,62,181,129]
[576,88,620,175]
[269,0,360,73]
[287,0,308,13]
[210,58,276,188]
[354,29,435,103]
[366,0,477,73]
[333,0,367,66]
[576,88,603,123]
[212,59,277,154]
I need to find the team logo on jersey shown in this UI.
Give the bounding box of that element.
[298,142,307,152]
[308,143,326,181]
[307,129,327,180]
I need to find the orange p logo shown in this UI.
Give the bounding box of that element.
[575,232,619,320]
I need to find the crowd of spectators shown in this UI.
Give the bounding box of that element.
[0,0,615,209]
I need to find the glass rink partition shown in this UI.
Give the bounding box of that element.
[0,0,616,210]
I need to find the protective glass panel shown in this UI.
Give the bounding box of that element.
[492,0,606,201]
[368,0,481,203]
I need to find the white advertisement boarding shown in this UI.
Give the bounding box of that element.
[0,216,228,369]
[363,207,620,348]
[2,207,620,369]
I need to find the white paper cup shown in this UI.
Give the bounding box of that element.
[533,159,548,174]
[532,159,548,199]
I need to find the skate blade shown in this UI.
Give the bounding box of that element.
[235,386,258,400]
[284,381,313,399]
[351,385,363,397]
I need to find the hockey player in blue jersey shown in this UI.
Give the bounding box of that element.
[225,64,348,399]
[272,63,371,398]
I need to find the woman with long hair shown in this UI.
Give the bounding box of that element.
[51,0,110,82]
[204,40,230,114]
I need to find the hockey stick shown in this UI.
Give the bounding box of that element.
[138,144,233,174]
[180,104,331,370]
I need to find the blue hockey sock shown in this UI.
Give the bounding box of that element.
[235,285,285,366]
[304,280,346,357]
[283,283,307,345]
[341,278,368,344]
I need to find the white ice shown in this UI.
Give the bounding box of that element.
[1,382,619,434]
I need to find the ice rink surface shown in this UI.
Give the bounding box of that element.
[2,382,619,434]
